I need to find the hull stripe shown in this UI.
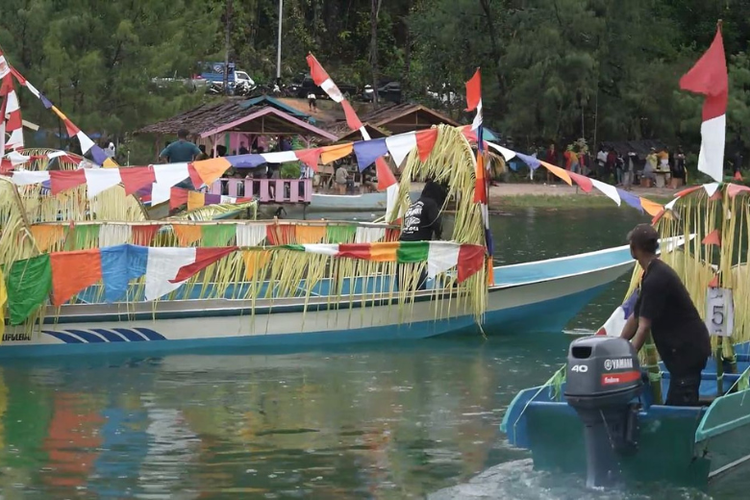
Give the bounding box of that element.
[65,329,107,343]
[43,331,84,344]
[113,328,148,342]
[91,329,127,342]
[134,328,167,341]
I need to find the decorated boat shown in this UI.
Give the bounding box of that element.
[501,27,750,489]
[0,50,666,358]
[501,179,750,488]
[0,238,636,357]
[308,190,422,212]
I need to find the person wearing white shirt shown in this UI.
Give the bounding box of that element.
[596,147,607,179]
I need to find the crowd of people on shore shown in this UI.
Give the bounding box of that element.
[531,141,690,190]
[514,139,746,189]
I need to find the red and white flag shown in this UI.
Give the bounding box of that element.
[465,69,483,131]
[306,53,399,221]
[679,24,728,183]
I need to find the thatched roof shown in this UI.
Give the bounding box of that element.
[136,96,337,142]
[358,102,460,133]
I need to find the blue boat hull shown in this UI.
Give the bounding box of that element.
[502,345,750,487]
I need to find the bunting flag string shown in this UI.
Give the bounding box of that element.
[3,121,665,214]
[465,68,493,267]
[2,240,484,324]
[169,186,252,211]
[0,52,23,152]
[0,50,112,166]
[306,53,399,220]
[28,220,397,253]
[1,149,82,173]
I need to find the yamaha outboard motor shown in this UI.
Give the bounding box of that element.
[564,336,643,488]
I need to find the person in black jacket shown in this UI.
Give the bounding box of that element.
[620,224,711,406]
[397,180,447,290]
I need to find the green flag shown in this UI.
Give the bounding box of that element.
[201,225,236,247]
[326,225,357,244]
[397,241,429,263]
[7,255,52,325]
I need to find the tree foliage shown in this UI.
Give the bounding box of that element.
[0,0,748,156]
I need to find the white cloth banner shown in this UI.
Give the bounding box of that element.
[99,224,132,247]
[84,168,122,198]
[698,114,726,183]
[235,224,267,246]
[427,241,460,279]
[385,132,417,169]
[145,247,196,301]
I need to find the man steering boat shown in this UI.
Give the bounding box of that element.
[620,224,711,406]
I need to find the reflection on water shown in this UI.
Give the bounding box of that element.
[0,208,723,499]
[0,337,567,499]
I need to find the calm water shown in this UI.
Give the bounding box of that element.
[0,208,733,499]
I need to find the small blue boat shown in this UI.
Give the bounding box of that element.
[502,337,750,488]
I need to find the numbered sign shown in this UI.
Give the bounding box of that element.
[705,288,734,337]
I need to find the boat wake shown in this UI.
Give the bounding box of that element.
[427,459,713,500]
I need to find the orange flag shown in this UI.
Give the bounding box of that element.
[187,191,206,211]
[320,143,354,164]
[30,225,66,252]
[295,225,327,244]
[50,249,102,306]
[172,225,202,246]
[192,157,231,185]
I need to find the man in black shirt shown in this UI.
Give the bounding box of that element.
[620,224,711,406]
[398,180,446,290]
[400,181,445,242]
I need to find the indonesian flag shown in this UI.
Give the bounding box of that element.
[306,52,399,221]
[0,52,23,151]
[465,68,483,131]
[679,24,728,183]
[146,246,237,300]
[465,68,492,259]
[306,53,344,103]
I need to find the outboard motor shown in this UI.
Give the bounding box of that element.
[564,336,643,488]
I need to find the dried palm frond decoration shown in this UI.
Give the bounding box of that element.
[168,201,258,222]
[628,186,750,369]
[0,178,38,269]
[11,148,148,223]
[2,125,498,330]
[399,124,504,246]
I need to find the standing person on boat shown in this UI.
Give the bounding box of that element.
[160,129,201,189]
[159,129,201,164]
[620,224,711,406]
[398,180,447,291]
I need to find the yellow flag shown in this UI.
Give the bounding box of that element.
[0,269,6,338]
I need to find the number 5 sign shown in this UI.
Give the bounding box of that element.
[705,288,734,337]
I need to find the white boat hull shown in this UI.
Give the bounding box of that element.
[0,245,635,357]
[308,191,419,212]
